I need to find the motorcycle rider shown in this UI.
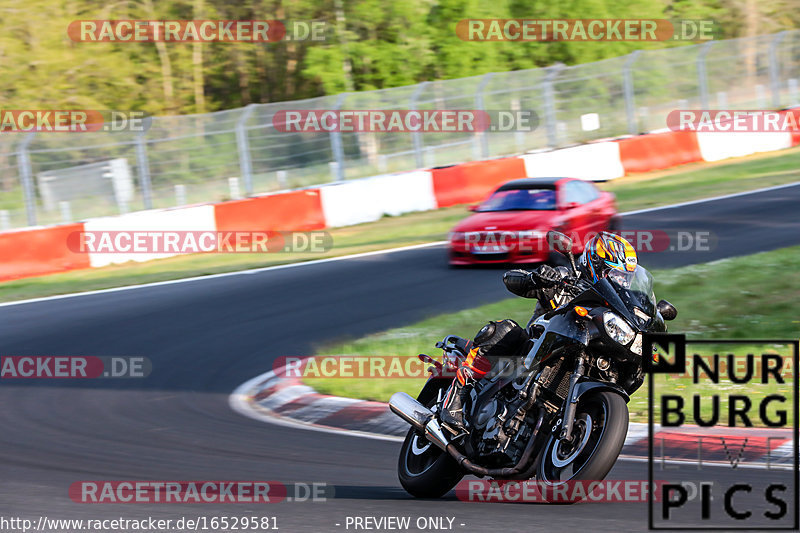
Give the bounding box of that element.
[439,232,637,435]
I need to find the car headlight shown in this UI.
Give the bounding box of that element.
[603,311,635,345]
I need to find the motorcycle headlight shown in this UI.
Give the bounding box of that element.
[603,312,635,346]
[630,333,643,356]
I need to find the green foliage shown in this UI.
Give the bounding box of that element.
[0,0,793,116]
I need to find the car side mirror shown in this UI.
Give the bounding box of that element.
[467,204,479,212]
[657,299,678,321]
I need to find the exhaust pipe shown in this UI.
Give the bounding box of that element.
[389,392,451,453]
[389,392,434,431]
[390,391,545,478]
[423,419,450,452]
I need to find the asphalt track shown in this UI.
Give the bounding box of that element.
[1,183,800,532]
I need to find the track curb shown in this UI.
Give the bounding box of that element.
[230,357,795,469]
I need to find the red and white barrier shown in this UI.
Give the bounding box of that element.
[617,130,702,173]
[320,170,435,227]
[696,131,792,162]
[431,157,527,208]
[3,120,798,282]
[0,223,91,282]
[214,189,325,233]
[83,205,217,268]
[522,142,625,182]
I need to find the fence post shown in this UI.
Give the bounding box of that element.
[135,132,153,210]
[789,79,799,106]
[228,177,241,200]
[18,132,36,226]
[768,31,788,108]
[175,184,187,206]
[474,72,494,159]
[329,93,346,181]
[696,41,714,109]
[59,201,72,223]
[542,64,564,148]
[236,104,256,195]
[623,50,641,135]
[410,81,429,168]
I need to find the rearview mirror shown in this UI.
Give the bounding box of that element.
[657,299,678,321]
[546,230,573,253]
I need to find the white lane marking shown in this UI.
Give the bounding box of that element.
[0,241,447,308]
[5,180,800,308]
[624,422,650,446]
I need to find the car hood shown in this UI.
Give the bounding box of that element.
[451,210,560,232]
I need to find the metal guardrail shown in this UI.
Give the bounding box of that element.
[1,31,799,229]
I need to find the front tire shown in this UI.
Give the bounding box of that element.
[536,391,628,502]
[398,382,464,498]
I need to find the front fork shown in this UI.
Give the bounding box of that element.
[557,355,585,442]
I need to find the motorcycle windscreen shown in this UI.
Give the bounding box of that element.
[592,266,657,327]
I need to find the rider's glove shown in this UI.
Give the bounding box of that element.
[503,269,538,298]
[533,264,560,287]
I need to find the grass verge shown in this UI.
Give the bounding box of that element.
[2,147,800,302]
[306,245,800,425]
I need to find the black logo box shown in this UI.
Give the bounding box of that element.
[643,334,799,531]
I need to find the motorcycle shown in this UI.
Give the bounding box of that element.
[389,230,677,500]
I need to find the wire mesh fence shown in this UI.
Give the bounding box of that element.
[2,30,800,229]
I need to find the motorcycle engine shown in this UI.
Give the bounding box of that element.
[468,389,535,467]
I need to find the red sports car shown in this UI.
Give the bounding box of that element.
[448,177,618,265]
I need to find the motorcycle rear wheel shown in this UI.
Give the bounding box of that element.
[397,383,464,498]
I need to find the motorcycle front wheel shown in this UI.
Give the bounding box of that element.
[397,382,464,498]
[536,391,628,502]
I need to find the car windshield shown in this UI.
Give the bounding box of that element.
[605,266,657,317]
[477,188,556,212]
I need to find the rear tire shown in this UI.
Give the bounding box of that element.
[398,383,464,498]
